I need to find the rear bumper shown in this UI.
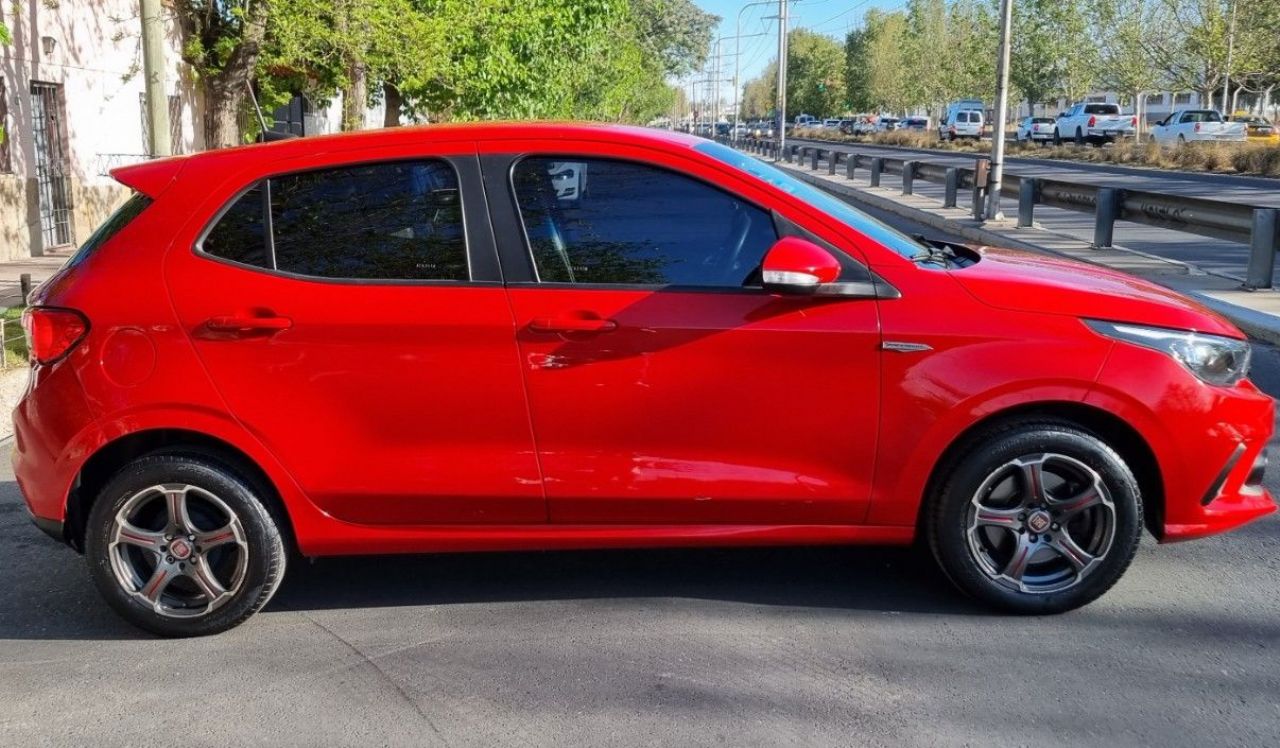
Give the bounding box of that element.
[11,362,94,539]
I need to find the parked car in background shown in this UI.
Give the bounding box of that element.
[854,117,878,136]
[1150,110,1247,146]
[821,118,843,130]
[940,109,984,140]
[1053,102,1136,146]
[902,116,930,132]
[1229,112,1279,143]
[19,122,1272,636]
[938,100,985,140]
[875,117,901,132]
[794,113,817,128]
[838,118,858,135]
[1016,116,1056,143]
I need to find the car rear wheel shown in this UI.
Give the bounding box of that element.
[85,455,287,636]
[1074,128,1084,145]
[927,421,1143,614]
[1052,129,1062,146]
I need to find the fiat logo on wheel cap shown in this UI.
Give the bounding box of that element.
[1027,511,1052,533]
[169,538,193,560]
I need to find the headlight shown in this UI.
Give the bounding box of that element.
[1085,319,1251,386]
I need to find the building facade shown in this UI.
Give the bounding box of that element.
[1,1,204,261]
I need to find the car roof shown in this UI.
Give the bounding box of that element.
[112,122,701,196]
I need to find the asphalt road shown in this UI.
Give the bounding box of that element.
[2,314,1279,745]
[788,136,1280,208]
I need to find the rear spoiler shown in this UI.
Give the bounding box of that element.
[109,155,188,198]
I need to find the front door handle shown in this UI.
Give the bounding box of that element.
[203,314,293,334]
[529,315,617,334]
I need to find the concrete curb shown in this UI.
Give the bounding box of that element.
[779,164,1280,347]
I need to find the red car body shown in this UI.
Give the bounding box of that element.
[13,123,1275,560]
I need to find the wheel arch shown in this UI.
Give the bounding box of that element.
[916,401,1164,540]
[65,428,298,554]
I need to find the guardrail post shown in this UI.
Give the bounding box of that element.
[811,148,821,171]
[943,167,959,208]
[971,159,990,221]
[1017,178,1037,228]
[784,145,793,163]
[1093,188,1119,248]
[1245,208,1278,290]
[19,273,32,304]
[828,152,839,175]
[846,153,858,181]
[870,158,883,187]
[902,161,917,195]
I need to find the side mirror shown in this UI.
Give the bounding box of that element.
[762,237,842,295]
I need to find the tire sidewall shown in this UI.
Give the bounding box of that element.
[929,424,1143,614]
[84,456,286,637]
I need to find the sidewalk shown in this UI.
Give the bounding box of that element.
[0,250,71,309]
[770,157,1280,345]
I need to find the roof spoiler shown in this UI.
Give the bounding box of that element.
[110,155,187,198]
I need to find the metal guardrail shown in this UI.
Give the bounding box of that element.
[725,137,1280,289]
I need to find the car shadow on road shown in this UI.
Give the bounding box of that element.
[268,543,987,618]
[0,494,988,641]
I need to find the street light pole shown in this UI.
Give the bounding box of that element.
[140,0,171,156]
[734,0,776,142]
[776,0,788,160]
[985,0,1014,220]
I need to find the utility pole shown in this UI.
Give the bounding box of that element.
[984,0,1013,220]
[140,0,172,157]
[734,1,776,142]
[776,0,788,160]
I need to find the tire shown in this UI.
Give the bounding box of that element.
[1177,134,1186,145]
[84,455,287,637]
[1074,128,1084,146]
[1053,129,1062,146]
[926,420,1143,614]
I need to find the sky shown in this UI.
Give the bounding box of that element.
[693,0,907,87]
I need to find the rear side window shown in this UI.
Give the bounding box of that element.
[1084,104,1120,115]
[511,157,778,287]
[67,192,152,269]
[201,159,468,281]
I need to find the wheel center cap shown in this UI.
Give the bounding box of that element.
[1027,511,1052,533]
[169,538,193,560]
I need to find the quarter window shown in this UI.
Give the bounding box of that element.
[202,159,468,281]
[511,157,777,287]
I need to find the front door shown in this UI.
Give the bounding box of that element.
[166,152,544,526]
[484,146,882,525]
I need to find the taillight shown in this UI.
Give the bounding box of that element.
[1131,116,1137,127]
[1088,115,1096,127]
[1195,122,1202,132]
[21,307,89,365]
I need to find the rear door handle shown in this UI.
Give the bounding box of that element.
[529,315,617,333]
[204,314,293,334]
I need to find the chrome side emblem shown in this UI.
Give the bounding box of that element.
[881,341,933,353]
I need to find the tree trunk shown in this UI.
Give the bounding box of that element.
[341,60,368,132]
[197,0,269,148]
[383,82,402,128]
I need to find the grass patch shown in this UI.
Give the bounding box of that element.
[1,305,27,367]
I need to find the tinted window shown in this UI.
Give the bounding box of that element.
[203,183,270,268]
[1084,104,1120,115]
[1180,110,1223,123]
[512,157,777,287]
[202,160,468,281]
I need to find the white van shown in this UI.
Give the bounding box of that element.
[939,100,986,141]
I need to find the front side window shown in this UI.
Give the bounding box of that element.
[512,157,777,287]
[202,159,468,281]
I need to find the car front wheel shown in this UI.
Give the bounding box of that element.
[85,454,287,636]
[927,420,1143,614]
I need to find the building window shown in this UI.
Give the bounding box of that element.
[1174,93,1192,105]
[1086,95,1108,103]
[1147,94,1165,106]
[139,93,185,155]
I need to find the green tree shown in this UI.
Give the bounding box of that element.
[741,61,777,119]
[864,11,911,113]
[787,29,845,118]
[630,0,718,77]
[1091,0,1160,124]
[174,0,272,148]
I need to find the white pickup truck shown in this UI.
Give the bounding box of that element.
[1150,109,1247,146]
[1053,102,1135,145]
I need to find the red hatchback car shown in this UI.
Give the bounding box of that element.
[15,123,1275,636]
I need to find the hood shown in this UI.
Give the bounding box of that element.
[951,246,1242,338]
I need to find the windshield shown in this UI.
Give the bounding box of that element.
[694,141,926,260]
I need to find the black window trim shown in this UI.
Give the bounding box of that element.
[504,152,872,295]
[192,154,499,286]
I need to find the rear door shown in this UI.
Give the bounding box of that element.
[165,146,544,526]
[480,139,882,525]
